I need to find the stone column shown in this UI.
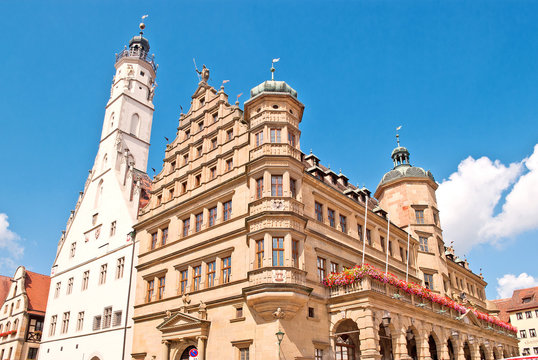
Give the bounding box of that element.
[358,309,381,360]
[471,344,480,360]
[418,335,432,360]
[161,340,170,360]
[393,329,411,360]
[197,335,207,360]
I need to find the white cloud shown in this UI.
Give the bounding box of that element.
[496,273,538,299]
[0,213,24,273]
[437,144,538,253]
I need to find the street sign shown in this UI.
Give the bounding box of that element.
[189,348,199,360]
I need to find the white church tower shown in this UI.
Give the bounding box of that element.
[39,22,157,360]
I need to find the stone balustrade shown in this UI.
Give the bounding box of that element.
[249,110,300,129]
[249,197,304,216]
[249,143,303,162]
[247,267,307,287]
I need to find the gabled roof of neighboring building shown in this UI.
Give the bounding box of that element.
[492,286,538,322]
[25,270,51,315]
[0,275,11,305]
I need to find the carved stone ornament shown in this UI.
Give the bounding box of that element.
[182,293,191,305]
[165,310,172,319]
[272,307,285,319]
[271,199,284,210]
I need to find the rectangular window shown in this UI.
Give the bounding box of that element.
[415,210,425,224]
[357,224,363,240]
[308,307,315,318]
[526,311,533,319]
[55,282,61,298]
[223,201,232,221]
[328,208,335,227]
[195,213,203,232]
[67,278,73,295]
[27,348,38,360]
[424,274,434,290]
[315,349,323,360]
[288,132,296,147]
[213,113,218,123]
[103,307,112,329]
[179,269,188,295]
[92,315,101,331]
[211,137,217,150]
[255,131,264,146]
[116,257,125,279]
[156,195,162,206]
[82,271,89,291]
[207,261,216,288]
[380,236,386,253]
[77,312,84,331]
[534,348,538,355]
[151,232,158,250]
[517,312,523,320]
[236,307,243,318]
[146,280,154,302]
[210,167,217,179]
[183,218,190,237]
[196,145,202,157]
[70,242,76,258]
[292,240,299,268]
[181,181,187,194]
[61,312,70,334]
[49,315,57,336]
[221,256,232,284]
[521,330,527,338]
[339,215,347,233]
[161,227,168,246]
[530,329,537,337]
[272,237,284,266]
[240,348,250,360]
[256,178,263,199]
[158,276,165,300]
[170,161,176,172]
[195,174,201,187]
[419,237,429,252]
[317,257,326,281]
[183,153,189,165]
[400,247,405,261]
[290,178,297,198]
[226,129,234,141]
[389,241,393,256]
[99,264,107,285]
[226,158,233,172]
[113,311,122,327]
[315,202,323,222]
[366,229,372,245]
[270,128,281,143]
[193,265,202,291]
[198,122,203,132]
[209,207,217,226]
[271,175,283,196]
[330,262,339,274]
[256,240,264,269]
[110,221,117,236]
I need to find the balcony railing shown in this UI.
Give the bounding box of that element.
[26,330,42,342]
[247,267,307,287]
[250,110,300,129]
[249,197,304,216]
[250,143,302,162]
[115,48,158,72]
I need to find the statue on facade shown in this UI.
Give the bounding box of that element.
[196,64,210,83]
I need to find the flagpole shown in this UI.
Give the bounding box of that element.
[406,230,410,282]
[385,213,390,274]
[361,196,369,265]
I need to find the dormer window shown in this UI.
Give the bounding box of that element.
[523,297,533,304]
[199,97,205,107]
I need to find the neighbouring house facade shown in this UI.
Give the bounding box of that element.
[38,24,156,360]
[493,287,538,356]
[0,266,50,360]
[129,66,518,360]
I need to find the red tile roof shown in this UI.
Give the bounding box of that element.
[0,275,11,305]
[492,286,538,323]
[25,271,50,315]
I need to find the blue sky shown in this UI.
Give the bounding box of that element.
[1,0,538,299]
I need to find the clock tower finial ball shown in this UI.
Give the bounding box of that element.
[139,22,146,31]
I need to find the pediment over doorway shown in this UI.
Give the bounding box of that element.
[157,311,210,340]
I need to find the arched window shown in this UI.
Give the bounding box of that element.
[6,321,10,331]
[336,335,355,360]
[102,154,108,171]
[95,180,104,208]
[109,112,115,131]
[12,319,18,333]
[130,114,140,136]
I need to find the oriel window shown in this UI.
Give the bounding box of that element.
[272,237,284,266]
[271,175,283,196]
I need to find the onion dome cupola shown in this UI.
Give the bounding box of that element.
[377,133,435,190]
[115,21,157,72]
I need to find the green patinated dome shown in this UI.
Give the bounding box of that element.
[250,80,298,99]
[129,35,150,52]
[379,145,435,187]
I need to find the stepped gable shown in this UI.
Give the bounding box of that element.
[0,275,10,304]
[25,270,51,315]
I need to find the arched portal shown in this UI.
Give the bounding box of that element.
[463,342,472,360]
[429,335,438,360]
[406,327,418,360]
[334,319,360,360]
[447,338,456,360]
[379,324,393,360]
[180,346,197,360]
[90,357,101,360]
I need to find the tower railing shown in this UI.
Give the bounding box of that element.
[115,48,158,72]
